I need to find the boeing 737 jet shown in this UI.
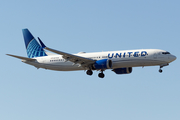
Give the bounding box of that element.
[7,29,176,78]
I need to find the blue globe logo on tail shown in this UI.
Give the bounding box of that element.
[22,29,47,58]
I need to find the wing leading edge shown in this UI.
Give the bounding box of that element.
[38,38,95,67]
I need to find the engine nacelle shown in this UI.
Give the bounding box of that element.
[93,59,112,70]
[112,67,132,74]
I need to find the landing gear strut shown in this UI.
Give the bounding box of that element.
[86,70,93,75]
[159,63,169,73]
[98,71,105,78]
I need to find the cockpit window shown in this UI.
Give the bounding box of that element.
[162,52,170,54]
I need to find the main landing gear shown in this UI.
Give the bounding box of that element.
[98,71,105,78]
[86,70,105,78]
[159,63,169,73]
[86,70,93,75]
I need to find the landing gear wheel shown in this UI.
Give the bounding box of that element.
[86,70,93,75]
[159,69,163,73]
[98,73,105,78]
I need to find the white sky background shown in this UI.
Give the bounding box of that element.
[1,0,180,120]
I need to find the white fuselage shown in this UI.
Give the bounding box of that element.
[23,49,176,71]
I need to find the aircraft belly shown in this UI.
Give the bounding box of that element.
[24,61,84,71]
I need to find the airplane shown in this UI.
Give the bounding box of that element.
[7,29,177,78]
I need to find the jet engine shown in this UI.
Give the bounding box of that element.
[112,67,132,74]
[92,59,112,70]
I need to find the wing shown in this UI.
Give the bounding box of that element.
[38,38,95,67]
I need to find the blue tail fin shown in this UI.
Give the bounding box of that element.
[22,29,47,58]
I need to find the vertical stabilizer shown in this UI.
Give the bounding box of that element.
[22,29,47,58]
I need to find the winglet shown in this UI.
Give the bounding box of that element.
[38,37,46,48]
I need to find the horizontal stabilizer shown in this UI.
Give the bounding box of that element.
[6,54,36,61]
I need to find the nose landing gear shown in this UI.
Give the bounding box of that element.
[159,69,163,73]
[159,63,169,73]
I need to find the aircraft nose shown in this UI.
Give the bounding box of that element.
[170,55,177,62]
[173,55,177,61]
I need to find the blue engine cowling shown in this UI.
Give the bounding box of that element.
[112,67,132,74]
[93,59,112,70]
